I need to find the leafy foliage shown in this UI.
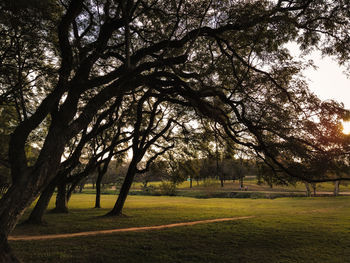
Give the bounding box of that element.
[2,1,350,259]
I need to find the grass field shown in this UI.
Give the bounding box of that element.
[81,178,350,199]
[88,178,350,192]
[11,194,350,263]
[132,178,350,192]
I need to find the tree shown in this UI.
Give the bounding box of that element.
[93,132,130,208]
[160,123,204,188]
[106,90,177,216]
[137,161,165,187]
[25,114,131,223]
[2,1,350,261]
[0,105,15,192]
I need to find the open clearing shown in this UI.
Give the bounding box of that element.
[11,195,350,263]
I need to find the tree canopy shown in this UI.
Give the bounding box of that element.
[1,0,350,261]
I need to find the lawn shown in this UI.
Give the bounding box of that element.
[82,179,350,199]
[137,179,350,193]
[11,194,350,263]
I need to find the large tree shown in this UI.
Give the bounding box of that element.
[1,1,350,261]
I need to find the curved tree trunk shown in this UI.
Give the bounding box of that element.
[66,183,75,203]
[25,181,56,224]
[67,177,83,203]
[0,239,20,263]
[105,163,136,216]
[0,182,39,262]
[0,122,69,261]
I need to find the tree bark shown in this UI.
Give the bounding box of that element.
[304,182,311,197]
[0,239,20,263]
[52,183,68,213]
[0,182,39,262]
[79,182,85,193]
[0,124,69,260]
[66,183,74,203]
[239,176,244,189]
[105,162,136,216]
[312,183,316,197]
[25,181,56,224]
[67,176,83,203]
[95,173,103,208]
[334,181,340,196]
[95,157,112,208]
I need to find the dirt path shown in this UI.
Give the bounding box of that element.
[9,216,254,241]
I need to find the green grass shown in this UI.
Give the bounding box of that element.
[130,179,350,192]
[82,179,350,199]
[127,179,350,199]
[11,194,350,262]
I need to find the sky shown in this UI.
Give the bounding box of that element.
[289,45,350,109]
[304,53,350,109]
[302,52,350,134]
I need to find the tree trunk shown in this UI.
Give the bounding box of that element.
[0,122,69,261]
[304,182,311,197]
[95,173,103,208]
[66,183,75,203]
[95,158,111,208]
[67,176,84,203]
[189,177,192,188]
[52,183,68,213]
[105,163,136,216]
[79,182,85,193]
[334,181,340,196]
[312,183,316,197]
[239,176,244,189]
[0,239,20,263]
[25,181,56,224]
[0,182,39,262]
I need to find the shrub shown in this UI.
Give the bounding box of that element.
[202,178,217,188]
[141,183,158,195]
[159,182,177,196]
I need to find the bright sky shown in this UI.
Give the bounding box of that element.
[304,52,350,109]
[303,52,350,134]
[287,42,350,109]
[302,51,350,134]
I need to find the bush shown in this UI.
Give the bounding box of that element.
[140,183,158,195]
[129,190,161,196]
[202,178,217,188]
[159,182,177,196]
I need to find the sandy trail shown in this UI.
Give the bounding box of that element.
[9,216,254,241]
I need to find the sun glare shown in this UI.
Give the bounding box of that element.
[342,121,350,135]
